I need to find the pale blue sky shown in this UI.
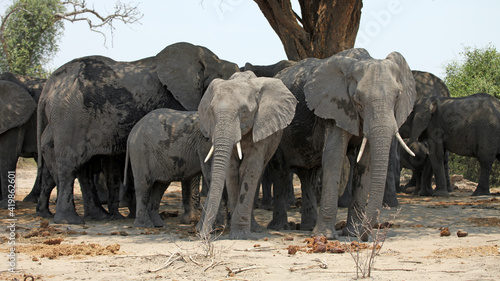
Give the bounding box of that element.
[11,1,500,79]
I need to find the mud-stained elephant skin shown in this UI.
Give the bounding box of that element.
[408,93,500,196]
[0,73,46,208]
[197,71,297,240]
[271,49,417,241]
[125,109,211,228]
[37,42,239,224]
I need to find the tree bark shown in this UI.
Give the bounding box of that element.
[254,0,362,60]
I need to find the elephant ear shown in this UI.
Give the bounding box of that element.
[253,77,298,143]
[0,80,36,134]
[156,42,239,111]
[412,70,450,98]
[386,52,417,128]
[303,55,361,136]
[197,78,223,140]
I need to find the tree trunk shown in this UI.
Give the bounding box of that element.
[254,0,363,60]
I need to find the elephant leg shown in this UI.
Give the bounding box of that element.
[338,153,355,207]
[229,143,271,239]
[54,163,84,225]
[0,130,19,208]
[122,170,136,218]
[285,171,296,209]
[23,160,41,203]
[133,176,154,228]
[180,175,201,224]
[259,167,273,210]
[267,150,291,230]
[418,159,433,196]
[36,165,56,218]
[343,143,371,239]
[473,158,494,196]
[383,137,399,207]
[102,157,125,219]
[148,182,169,227]
[296,168,318,231]
[0,155,18,209]
[444,151,452,192]
[428,140,449,197]
[314,126,350,240]
[77,164,109,221]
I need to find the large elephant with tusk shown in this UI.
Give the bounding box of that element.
[197,71,297,239]
[268,48,417,240]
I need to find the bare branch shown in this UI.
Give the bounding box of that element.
[55,0,143,46]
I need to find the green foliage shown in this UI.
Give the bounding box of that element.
[0,0,64,77]
[444,45,500,186]
[444,44,500,98]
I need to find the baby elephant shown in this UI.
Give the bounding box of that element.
[125,109,212,228]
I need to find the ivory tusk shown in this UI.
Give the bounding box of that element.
[204,145,214,163]
[396,132,415,157]
[356,137,367,163]
[236,142,243,160]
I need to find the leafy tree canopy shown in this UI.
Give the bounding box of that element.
[444,44,500,99]
[0,0,142,77]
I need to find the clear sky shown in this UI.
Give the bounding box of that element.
[32,1,500,79]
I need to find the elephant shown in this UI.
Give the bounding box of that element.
[125,108,212,228]
[197,71,297,239]
[37,42,239,224]
[268,48,417,240]
[241,60,296,77]
[0,73,46,208]
[339,70,453,208]
[408,93,500,196]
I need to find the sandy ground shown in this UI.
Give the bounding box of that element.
[1,163,500,281]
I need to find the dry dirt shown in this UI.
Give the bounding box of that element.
[1,163,500,280]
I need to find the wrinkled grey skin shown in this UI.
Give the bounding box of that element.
[0,73,46,208]
[197,71,297,239]
[241,60,296,77]
[274,49,416,240]
[125,109,211,228]
[37,42,239,224]
[401,140,434,196]
[409,93,500,196]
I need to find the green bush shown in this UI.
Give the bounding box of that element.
[444,44,500,186]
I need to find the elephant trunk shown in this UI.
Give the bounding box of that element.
[199,114,240,238]
[364,124,394,232]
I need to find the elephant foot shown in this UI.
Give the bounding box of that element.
[267,218,291,230]
[228,228,255,240]
[382,196,399,207]
[471,188,490,196]
[432,189,450,197]
[418,188,433,197]
[300,220,316,231]
[313,224,338,240]
[109,211,125,220]
[36,209,54,218]
[23,193,39,203]
[54,211,85,225]
[251,219,263,233]
[180,210,201,224]
[134,216,155,228]
[84,208,110,221]
[341,224,368,242]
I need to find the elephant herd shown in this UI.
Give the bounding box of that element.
[1,42,499,240]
